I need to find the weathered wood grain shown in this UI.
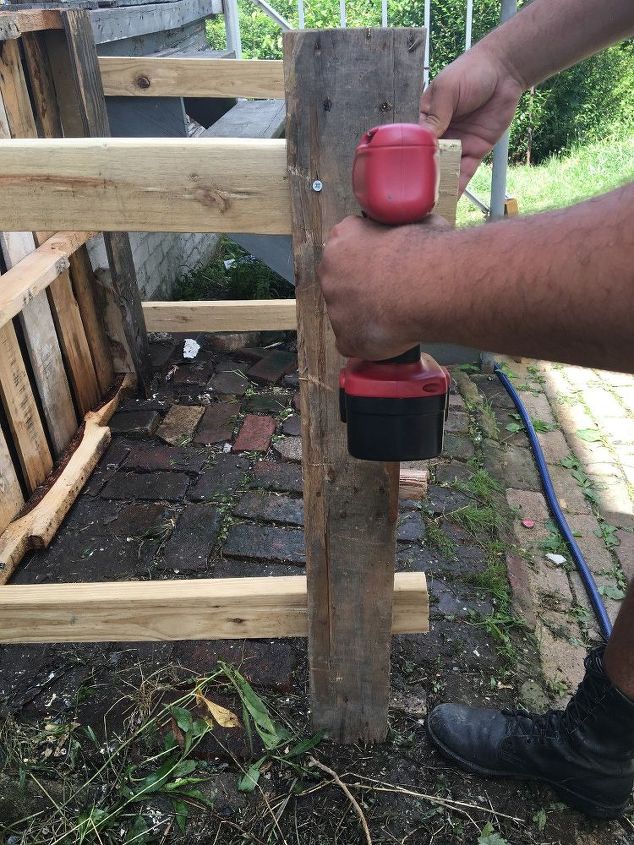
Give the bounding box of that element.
[143,299,297,332]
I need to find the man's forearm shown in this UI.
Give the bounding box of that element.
[410,182,634,372]
[480,0,634,89]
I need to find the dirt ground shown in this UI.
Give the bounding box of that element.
[0,334,631,845]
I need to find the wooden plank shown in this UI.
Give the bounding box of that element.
[0,374,135,583]
[0,322,53,491]
[98,56,284,98]
[0,137,291,234]
[0,136,458,233]
[284,27,427,744]
[0,572,428,643]
[60,9,150,387]
[0,428,23,536]
[0,231,94,330]
[21,30,65,139]
[68,248,115,395]
[0,9,62,39]
[0,45,80,459]
[143,299,297,333]
[399,469,428,500]
[48,270,100,416]
[90,0,223,45]
[202,98,286,140]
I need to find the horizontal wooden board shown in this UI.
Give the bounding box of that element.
[143,299,297,332]
[0,137,291,234]
[0,9,62,40]
[0,572,428,642]
[90,0,223,44]
[0,231,93,329]
[99,56,284,99]
[0,137,460,233]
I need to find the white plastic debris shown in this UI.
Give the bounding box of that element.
[546,553,567,565]
[224,258,236,269]
[183,338,201,359]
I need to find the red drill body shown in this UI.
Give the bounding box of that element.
[339,123,449,462]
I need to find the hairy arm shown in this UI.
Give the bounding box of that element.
[318,182,634,372]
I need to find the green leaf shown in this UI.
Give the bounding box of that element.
[576,428,604,442]
[124,816,150,844]
[238,756,267,792]
[171,799,189,833]
[284,730,326,759]
[221,664,289,749]
[172,759,197,779]
[599,584,626,600]
[170,706,193,734]
[478,822,509,845]
[532,808,547,832]
[560,455,578,469]
[532,419,556,432]
[505,422,523,433]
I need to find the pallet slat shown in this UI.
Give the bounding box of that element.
[0,137,460,232]
[143,299,297,332]
[0,572,428,643]
[0,428,23,535]
[99,56,284,99]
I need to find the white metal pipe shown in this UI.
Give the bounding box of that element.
[465,0,473,50]
[340,0,346,27]
[381,0,387,27]
[490,0,517,218]
[297,0,305,28]
[423,0,431,88]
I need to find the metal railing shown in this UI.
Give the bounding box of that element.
[223,0,516,217]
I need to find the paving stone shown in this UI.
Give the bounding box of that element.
[281,414,301,436]
[172,363,212,386]
[84,439,132,495]
[160,504,221,572]
[224,524,305,564]
[119,396,170,414]
[505,488,549,522]
[101,471,190,502]
[250,461,303,494]
[233,415,276,453]
[175,640,299,692]
[548,463,593,515]
[506,554,537,630]
[586,474,634,529]
[149,338,177,368]
[63,498,121,534]
[283,372,299,389]
[566,514,615,572]
[243,393,291,413]
[516,391,557,427]
[108,502,172,538]
[233,492,304,526]
[434,462,473,485]
[212,559,304,578]
[273,436,302,463]
[156,405,205,445]
[582,386,625,420]
[483,440,540,490]
[397,511,425,543]
[469,374,515,409]
[192,402,239,445]
[443,434,474,461]
[444,411,469,434]
[207,332,261,353]
[538,623,586,692]
[188,455,251,501]
[430,579,493,619]
[568,572,604,642]
[109,410,161,437]
[425,486,471,516]
[234,346,268,362]
[208,369,251,396]
[292,393,301,412]
[247,350,297,385]
[615,529,634,582]
[447,393,466,410]
[530,558,573,606]
[123,445,207,474]
[536,429,570,466]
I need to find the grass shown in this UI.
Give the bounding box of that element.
[457,130,634,227]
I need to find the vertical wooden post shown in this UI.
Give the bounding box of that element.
[46,10,151,390]
[284,28,426,744]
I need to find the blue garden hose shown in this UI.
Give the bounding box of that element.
[494,364,613,640]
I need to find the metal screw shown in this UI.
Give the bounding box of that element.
[312,180,323,192]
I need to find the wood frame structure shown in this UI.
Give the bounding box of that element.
[0,15,460,744]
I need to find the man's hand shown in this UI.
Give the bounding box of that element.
[419,45,524,193]
[318,215,450,360]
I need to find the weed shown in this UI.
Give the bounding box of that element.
[532,418,557,432]
[560,454,601,505]
[452,505,500,538]
[472,611,521,663]
[540,520,569,556]
[457,468,501,504]
[469,558,511,605]
[423,516,456,557]
[479,400,500,439]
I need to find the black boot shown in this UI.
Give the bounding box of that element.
[426,647,634,818]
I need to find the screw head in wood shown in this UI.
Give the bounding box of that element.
[312,180,323,192]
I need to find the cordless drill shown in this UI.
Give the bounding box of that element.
[339,123,450,462]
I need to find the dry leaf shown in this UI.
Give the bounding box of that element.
[195,691,241,729]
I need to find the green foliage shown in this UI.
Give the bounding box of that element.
[478,822,510,845]
[207,1,633,162]
[173,237,293,301]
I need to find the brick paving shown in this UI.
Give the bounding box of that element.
[2,335,631,841]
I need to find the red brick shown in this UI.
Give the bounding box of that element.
[233,415,276,453]
[506,554,537,630]
[247,350,297,385]
[193,402,239,445]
